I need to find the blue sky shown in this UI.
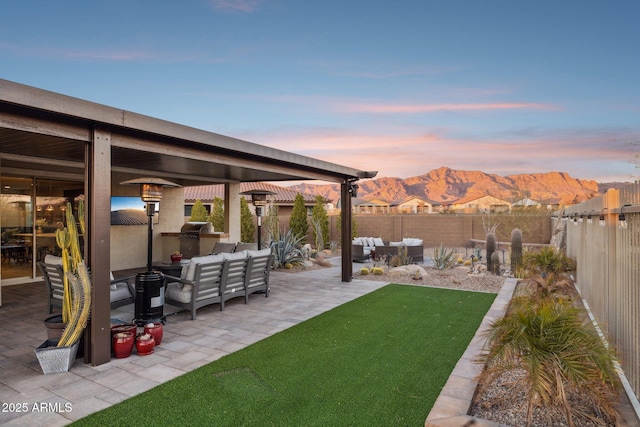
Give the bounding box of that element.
[2,1,639,183]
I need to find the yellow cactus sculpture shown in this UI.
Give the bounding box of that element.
[55,201,91,348]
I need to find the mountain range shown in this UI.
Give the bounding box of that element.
[289,167,628,205]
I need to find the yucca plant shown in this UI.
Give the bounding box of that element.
[270,228,306,269]
[478,296,619,427]
[55,201,91,347]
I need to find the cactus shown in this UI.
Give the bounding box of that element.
[486,233,496,273]
[491,251,501,275]
[55,201,92,348]
[510,228,523,274]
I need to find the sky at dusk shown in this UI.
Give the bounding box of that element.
[2,1,639,183]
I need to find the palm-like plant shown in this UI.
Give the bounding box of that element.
[521,246,575,277]
[477,296,619,427]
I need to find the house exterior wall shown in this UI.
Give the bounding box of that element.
[110,187,185,270]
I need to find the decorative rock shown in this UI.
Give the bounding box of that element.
[388,264,428,278]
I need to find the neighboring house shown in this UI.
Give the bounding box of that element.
[351,198,390,214]
[511,197,542,209]
[390,196,433,214]
[184,182,318,219]
[451,194,511,213]
[540,197,563,211]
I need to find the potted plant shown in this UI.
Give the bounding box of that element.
[135,333,155,355]
[35,201,91,374]
[112,332,135,358]
[170,251,182,262]
[143,322,163,346]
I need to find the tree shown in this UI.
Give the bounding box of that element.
[190,199,209,222]
[336,214,357,239]
[240,197,255,243]
[311,195,329,249]
[263,203,280,244]
[208,197,225,232]
[289,193,308,240]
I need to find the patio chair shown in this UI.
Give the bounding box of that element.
[37,260,65,313]
[37,255,135,311]
[235,242,258,252]
[211,242,236,254]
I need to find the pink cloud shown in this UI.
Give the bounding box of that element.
[246,127,635,182]
[337,102,559,114]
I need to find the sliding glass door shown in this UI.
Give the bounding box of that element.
[1,177,83,283]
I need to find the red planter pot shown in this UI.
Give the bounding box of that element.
[112,332,134,358]
[111,324,137,351]
[136,335,155,356]
[143,322,163,346]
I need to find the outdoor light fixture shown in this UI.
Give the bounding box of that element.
[599,208,608,227]
[578,212,586,223]
[349,183,359,197]
[240,189,276,249]
[618,204,631,230]
[121,177,180,325]
[586,211,593,224]
[572,213,579,226]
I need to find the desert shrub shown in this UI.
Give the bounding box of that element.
[521,246,575,278]
[311,195,329,249]
[478,296,619,427]
[289,194,308,240]
[429,244,456,270]
[240,197,255,243]
[389,246,411,267]
[189,199,209,222]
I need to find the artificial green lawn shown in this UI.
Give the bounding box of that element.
[73,284,495,427]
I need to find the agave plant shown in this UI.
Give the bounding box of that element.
[270,228,306,269]
[429,244,456,270]
[477,296,619,427]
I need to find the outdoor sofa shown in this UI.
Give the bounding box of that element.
[352,237,424,264]
[164,248,273,320]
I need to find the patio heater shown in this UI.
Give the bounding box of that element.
[240,189,276,249]
[121,177,180,326]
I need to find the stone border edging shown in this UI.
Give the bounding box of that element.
[425,278,518,427]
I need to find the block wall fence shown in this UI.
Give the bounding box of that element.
[323,214,551,248]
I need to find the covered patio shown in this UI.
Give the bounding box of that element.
[0,260,388,425]
[0,79,376,366]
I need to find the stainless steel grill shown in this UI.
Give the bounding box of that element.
[179,222,213,259]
